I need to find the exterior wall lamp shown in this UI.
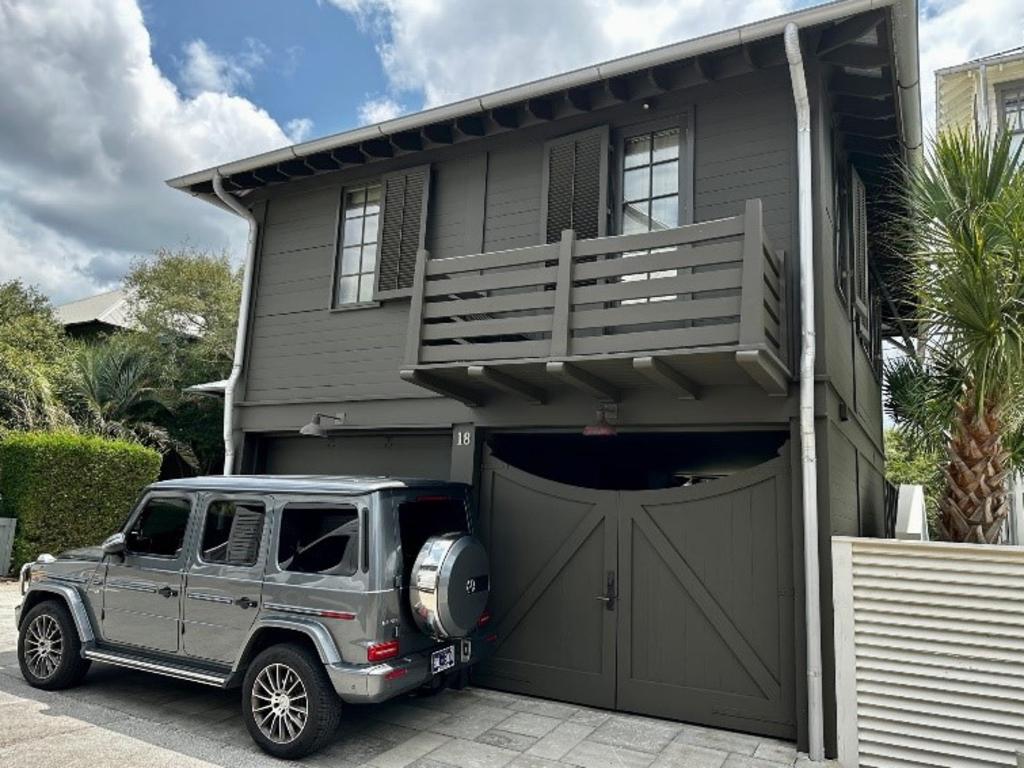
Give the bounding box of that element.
[299,412,346,437]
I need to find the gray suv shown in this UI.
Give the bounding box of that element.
[14,475,495,759]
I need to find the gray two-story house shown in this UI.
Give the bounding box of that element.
[169,0,921,757]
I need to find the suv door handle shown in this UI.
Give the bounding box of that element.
[235,597,257,610]
[157,585,178,599]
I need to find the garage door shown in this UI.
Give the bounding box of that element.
[474,444,796,740]
[261,433,452,479]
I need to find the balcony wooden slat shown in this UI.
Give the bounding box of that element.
[422,291,555,319]
[424,264,557,296]
[422,313,554,341]
[572,242,741,281]
[570,296,741,331]
[420,339,551,363]
[425,242,558,276]
[571,323,740,356]
[573,215,744,257]
[572,268,741,305]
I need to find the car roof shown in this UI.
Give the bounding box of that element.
[149,475,467,495]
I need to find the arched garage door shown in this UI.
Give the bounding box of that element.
[261,432,452,478]
[474,444,797,740]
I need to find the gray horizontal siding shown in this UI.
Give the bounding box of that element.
[484,143,543,252]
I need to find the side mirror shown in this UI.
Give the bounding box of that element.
[102,532,126,557]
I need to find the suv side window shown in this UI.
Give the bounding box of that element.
[278,504,359,576]
[126,496,191,558]
[200,499,266,566]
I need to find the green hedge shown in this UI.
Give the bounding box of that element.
[0,432,161,572]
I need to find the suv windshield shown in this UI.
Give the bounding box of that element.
[398,495,468,586]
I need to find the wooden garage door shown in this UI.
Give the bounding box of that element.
[262,433,452,478]
[475,445,796,740]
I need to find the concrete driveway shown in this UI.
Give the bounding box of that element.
[0,581,825,768]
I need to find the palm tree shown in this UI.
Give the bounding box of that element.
[885,128,1024,543]
[70,336,197,467]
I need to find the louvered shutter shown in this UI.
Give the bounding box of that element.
[376,164,431,297]
[851,169,869,311]
[542,126,609,243]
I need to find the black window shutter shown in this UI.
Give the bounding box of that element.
[377,164,431,296]
[542,126,609,243]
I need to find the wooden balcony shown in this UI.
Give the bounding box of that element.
[400,198,790,406]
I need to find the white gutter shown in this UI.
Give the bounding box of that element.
[212,172,259,475]
[784,22,825,763]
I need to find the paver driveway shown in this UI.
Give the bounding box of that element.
[0,581,828,768]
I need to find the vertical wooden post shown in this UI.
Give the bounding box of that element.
[550,229,575,357]
[738,198,766,347]
[404,248,429,366]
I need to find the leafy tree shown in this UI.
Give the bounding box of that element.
[122,246,241,472]
[0,281,72,430]
[885,128,1024,543]
[883,428,942,538]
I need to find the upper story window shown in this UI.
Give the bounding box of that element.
[999,81,1024,157]
[335,183,381,306]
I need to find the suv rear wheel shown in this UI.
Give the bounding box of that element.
[18,600,91,690]
[242,643,341,759]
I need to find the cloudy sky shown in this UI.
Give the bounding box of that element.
[1,0,1021,305]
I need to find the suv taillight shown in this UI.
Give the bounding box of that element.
[368,640,400,662]
[477,609,491,628]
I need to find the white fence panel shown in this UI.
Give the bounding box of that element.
[833,536,1024,768]
[0,517,15,576]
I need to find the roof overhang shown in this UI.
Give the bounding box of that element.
[167,0,920,199]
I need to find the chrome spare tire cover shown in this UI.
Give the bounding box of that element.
[410,533,490,639]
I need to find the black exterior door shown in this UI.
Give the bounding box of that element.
[475,445,796,740]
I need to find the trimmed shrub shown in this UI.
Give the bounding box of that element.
[0,432,161,572]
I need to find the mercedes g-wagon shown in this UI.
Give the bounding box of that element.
[15,475,495,759]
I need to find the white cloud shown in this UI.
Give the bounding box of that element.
[286,117,315,143]
[357,96,405,125]
[0,0,293,303]
[179,38,267,96]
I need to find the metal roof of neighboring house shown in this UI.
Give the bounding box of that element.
[935,45,1024,77]
[151,474,467,494]
[54,288,135,330]
[167,0,921,198]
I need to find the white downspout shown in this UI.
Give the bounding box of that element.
[212,171,259,475]
[784,22,824,762]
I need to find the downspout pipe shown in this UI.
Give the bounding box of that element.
[784,22,824,763]
[212,172,259,475]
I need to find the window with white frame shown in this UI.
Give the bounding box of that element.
[619,127,681,304]
[335,183,381,306]
[1000,81,1024,158]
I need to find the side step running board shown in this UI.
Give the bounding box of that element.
[83,648,232,688]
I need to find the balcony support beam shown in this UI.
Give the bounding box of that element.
[736,349,789,396]
[468,365,546,404]
[633,356,699,400]
[400,369,482,408]
[546,361,619,403]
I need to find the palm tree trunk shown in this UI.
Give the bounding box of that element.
[939,399,1011,543]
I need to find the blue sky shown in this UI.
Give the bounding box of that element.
[0,0,1021,304]
[142,0,387,140]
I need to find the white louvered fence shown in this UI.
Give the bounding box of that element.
[833,536,1024,768]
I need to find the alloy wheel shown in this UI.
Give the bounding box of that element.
[252,662,309,744]
[24,614,63,680]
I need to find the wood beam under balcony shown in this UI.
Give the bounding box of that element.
[633,356,699,400]
[546,362,619,403]
[468,365,546,404]
[736,349,789,396]
[400,369,482,407]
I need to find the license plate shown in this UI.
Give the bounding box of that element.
[431,645,456,674]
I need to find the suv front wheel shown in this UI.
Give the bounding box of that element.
[18,600,91,690]
[242,643,341,759]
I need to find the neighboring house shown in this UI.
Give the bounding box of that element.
[168,0,921,758]
[54,288,135,338]
[936,46,1024,153]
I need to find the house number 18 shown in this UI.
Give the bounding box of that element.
[456,430,472,446]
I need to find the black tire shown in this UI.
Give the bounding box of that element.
[241,643,341,759]
[18,600,91,690]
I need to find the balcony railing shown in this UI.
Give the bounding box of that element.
[401,198,789,405]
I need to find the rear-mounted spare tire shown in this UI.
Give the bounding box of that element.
[410,533,489,639]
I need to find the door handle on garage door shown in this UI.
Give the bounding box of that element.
[596,571,616,610]
[157,585,178,599]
